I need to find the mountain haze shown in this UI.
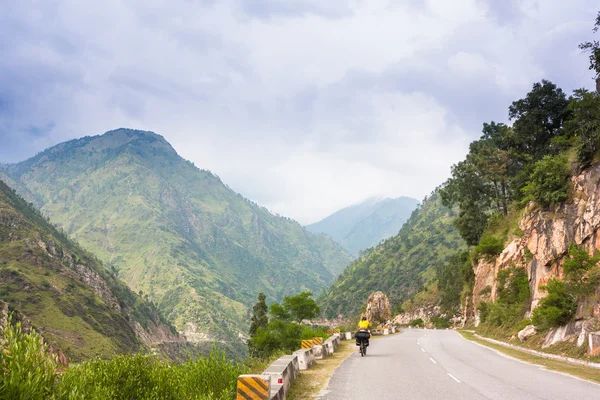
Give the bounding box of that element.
[306,197,419,255]
[0,129,352,351]
[0,179,178,362]
[319,191,465,318]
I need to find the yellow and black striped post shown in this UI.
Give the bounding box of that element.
[313,337,323,345]
[301,339,314,349]
[236,375,270,400]
[326,329,333,335]
[333,329,340,334]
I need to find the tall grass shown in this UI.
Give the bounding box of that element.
[0,315,248,400]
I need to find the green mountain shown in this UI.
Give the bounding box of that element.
[319,191,466,318]
[306,197,419,255]
[0,179,178,362]
[0,128,352,351]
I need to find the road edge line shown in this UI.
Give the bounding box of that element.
[458,331,600,388]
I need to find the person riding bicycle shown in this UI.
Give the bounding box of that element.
[356,316,371,351]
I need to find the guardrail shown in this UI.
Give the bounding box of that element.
[236,326,398,400]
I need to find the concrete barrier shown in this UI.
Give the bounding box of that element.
[293,348,315,370]
[312,337,323,345]
[343,332,352,340]
[383,328,389,335]
[236,374,271,400]
[301,339,313,349]
[263,355,299,399]
[323,338,335,354]
[313,344,329,359]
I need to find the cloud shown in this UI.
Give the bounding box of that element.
[0,0,597,223]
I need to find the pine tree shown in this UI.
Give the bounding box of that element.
[249,293,268,337]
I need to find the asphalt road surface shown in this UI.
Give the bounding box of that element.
[321,329,600,400]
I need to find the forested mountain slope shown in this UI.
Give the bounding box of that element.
[307,197,418,255]
[319,192,466,318]
[0,180,178,362]
[0,129,352,350]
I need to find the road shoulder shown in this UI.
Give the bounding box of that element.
[459,331,600,385]
[287,340,356,400]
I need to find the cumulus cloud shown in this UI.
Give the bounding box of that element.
[0,0,597,223]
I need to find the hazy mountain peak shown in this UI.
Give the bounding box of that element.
[1,129,352,355]
[306,196,419,255]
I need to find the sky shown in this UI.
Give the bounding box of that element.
[0,0,598,224]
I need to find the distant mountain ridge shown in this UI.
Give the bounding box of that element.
[306,197,419,255]
[0,128,352,355]
[319,191,466,318]
[0,179,179,362]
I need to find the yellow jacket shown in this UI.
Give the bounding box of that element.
[358,320,370,330]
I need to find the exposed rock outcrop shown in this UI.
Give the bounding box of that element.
[470,163,600,355]
[365,292,391,323]
[392,306,441,326]
[517,325,536,342]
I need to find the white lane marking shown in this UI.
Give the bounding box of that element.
[429,357,437,364]
[421,348,425,352]
[447,373,461,383]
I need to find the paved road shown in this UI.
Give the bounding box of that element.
[321,329,600,400]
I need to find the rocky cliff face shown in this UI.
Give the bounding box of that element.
[472,163,600,320]
[469,164,600,352]
[392,306,440,325]
[0,179,180,361]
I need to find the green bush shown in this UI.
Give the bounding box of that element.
[521,154,570,207]
[249,320,329,358]
[0,316,59,400]
[408,318,424,327]
[479,268,531,328]
[532,279,577,331]
[563,243,600,298]
[565,89,600,168]
[430,316,451,329]
[57,350,244,400]
[474,233,504,259]
[478,301,490,324]
[0,315,247,400]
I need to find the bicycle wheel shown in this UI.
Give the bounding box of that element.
[360,342,365,357]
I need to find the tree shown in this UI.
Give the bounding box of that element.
[282,291,320,323]
[440,160,490,245]
[565,89,600,168]
[436,251,471,312]
[521,154,570,208]
[508,80,571,160]
[269,302,291,322]
[579,11,600,79]
[249,292,268,337]
[563,243,600,298]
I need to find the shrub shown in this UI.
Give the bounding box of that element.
[430,316,451,329]
[563,243,600,298]
[474,233,504,259]
[57,349,245,400]
[249,320,329,358]
[521,154,570,208]
[0,315,247,400]
[408,318,424,327]
[0,316,59,400]
[479,268,531,328]
[478,301,490,323]
[478,286,492,296]
[532,279,577,331]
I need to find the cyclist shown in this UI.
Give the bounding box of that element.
[356,316,371,352]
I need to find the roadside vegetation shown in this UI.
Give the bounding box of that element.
[0,315,247,400]
[248,291,330,358]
